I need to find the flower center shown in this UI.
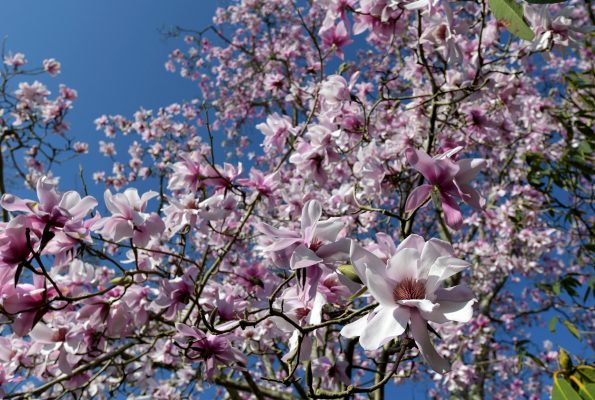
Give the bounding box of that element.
[393,278,426,301]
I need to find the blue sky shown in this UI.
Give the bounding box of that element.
[1,0,219,194]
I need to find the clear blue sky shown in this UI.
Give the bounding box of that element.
[1,0,219,193]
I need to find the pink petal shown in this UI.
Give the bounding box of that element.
[300,200,322,236]
[396,234,425,253]
[405,185,433,213]
[409,311,450,373]
[359,306,408,350]
[290,245,323,269]
[350,241,385,285]
[365,266,397,306]
[440,192,463,230]
[386,247,420,282]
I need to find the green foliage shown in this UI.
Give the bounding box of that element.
[552,363,595,400]
[488,0,535,40]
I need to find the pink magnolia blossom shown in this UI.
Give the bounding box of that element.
[0,215,37,269]
[0,176,97,240]
[43,58,61,76]
[1,274,54,336]
[257,199,348,299]
[3,52,27,67]
[319,21,353,59]
[153,272,195,320]
[341,235,476,373]
[405,147,486,230]
[175,323,246,379]
[94,188,164,246]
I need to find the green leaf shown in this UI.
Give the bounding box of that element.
[562,320,581,339]
[553,376,582,400]
[549,316,559,332]
[578,383,595,400]
[338,264,363,285]
[488,0,535,40]
[576,366,595,383]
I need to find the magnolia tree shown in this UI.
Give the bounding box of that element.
[0,0,593,399]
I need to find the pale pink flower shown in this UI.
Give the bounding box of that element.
[405,147,486,230]
[175,323,246,379]
[3,52,27,67]
[43,58,61,76]
[94,188,164,246]
[341,235,476,373]
[257,200,348,299]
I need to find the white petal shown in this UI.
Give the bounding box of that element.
[386,248,420,282]
[437,299,476,323]
[360,306,408,350]
[340,313,370,338]
[308,292,326,325]
[455,158,486,185]
[350,241,385,286]
[301,200,322,235]
[419,239,453,280]
[317,238,350,261]
[425,256,471,293]
[365,266,397,306]
[290,245,323,270]
[29,323,57,344]
[314,218,345,243]
[409,311,450,374]
[434,284,475,302]
[396,234,425,253]
[398,299,437,314]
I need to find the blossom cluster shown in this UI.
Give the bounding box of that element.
[0,0,592,398]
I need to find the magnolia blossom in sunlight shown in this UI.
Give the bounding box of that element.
[405,147,486,230]
[257,199,348,299]
[341,235,476,373]
[93,188,164,246]
[175,323,246,379]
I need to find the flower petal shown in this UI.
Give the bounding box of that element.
[290,245,323,269]
[396,234,425,253]
[455,158,486,185]
[301,200,322,236]
[317,238,350,261]
[340,313,370,338]
[409,311,450,374]
[425,256,471,293]
[440,192,463,230]
[350,241,385,286]
[365,266,397,306]
[314,218,345,243]
[359,306,408,350]
[405,185,433,213]
[406,148,439,183]
[386,247,420,282]
[419,239,453,280]
[398,299,437,314]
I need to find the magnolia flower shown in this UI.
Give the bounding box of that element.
[94,188,164,246]
[405,147,486,230]
[0,176,97,235]
[257,199,348,299]
[175,323,246,379]
[341,235,476,373]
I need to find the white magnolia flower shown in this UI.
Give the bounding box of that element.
[340,234,476,373]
